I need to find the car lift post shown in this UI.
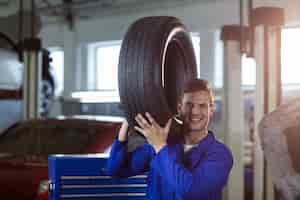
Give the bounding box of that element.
[22,0,43,120]
[22,38,42,120]
[252,7,284,200]
[221,25,248,200]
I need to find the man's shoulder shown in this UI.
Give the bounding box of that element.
[213,140,233,156]
[208,133,233,160]
[209,131,230,149]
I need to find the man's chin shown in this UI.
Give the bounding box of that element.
[188,126,203,132]
[188,123,207,132]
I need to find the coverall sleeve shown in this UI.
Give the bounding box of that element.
[106,139,154,177]
[150,145,233,198]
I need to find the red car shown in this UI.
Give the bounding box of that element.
[0,116,122,200]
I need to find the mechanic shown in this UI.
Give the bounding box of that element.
[107,79,233,200]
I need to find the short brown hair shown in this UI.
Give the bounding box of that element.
[179,79,214,104]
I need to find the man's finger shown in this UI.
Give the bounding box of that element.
[135,115,144,128]
[135,114,148,128]
[134,126,148,137]
[145,112,160,128]
[136,114,151,127]
[145,112,155,123]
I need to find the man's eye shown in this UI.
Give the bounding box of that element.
[186,102,192,107]
[200,104,209,108]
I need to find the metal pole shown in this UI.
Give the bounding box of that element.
[252,7,284,200]
[221,25,246,200]
[22,38,42,120]
[31,0,35,38]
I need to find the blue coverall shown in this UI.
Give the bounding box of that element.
[107,131,233,200]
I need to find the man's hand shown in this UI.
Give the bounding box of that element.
[118,119,129,142]
[134,112,172,153]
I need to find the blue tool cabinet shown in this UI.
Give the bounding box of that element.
[48,154,147,200]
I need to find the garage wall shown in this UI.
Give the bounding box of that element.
[41,1,239,46]
[75,1,239,43]
[40,0,300,46]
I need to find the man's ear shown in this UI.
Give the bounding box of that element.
[177,103,182,114]
[175,103,183,124]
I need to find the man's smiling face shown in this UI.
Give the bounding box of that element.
[178,90,213,134]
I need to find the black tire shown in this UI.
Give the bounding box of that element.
[118,16,197,128]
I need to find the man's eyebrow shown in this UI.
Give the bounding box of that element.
[185,102,209,105]
[199,103,209,105]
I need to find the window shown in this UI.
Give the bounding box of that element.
[281,28,300,86]
[191,33,200,76]
[214,33,223,88]
[96,41,121,93]
[73,41,122,102]
[240,27,300,89]
[48,48,64,96]
[81,40,122,102]
[242,55,256,87]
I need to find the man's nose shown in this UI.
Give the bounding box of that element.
[191,105,201,114]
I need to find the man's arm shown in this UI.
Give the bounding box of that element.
[106,120,154,177]
[150,144,233,198]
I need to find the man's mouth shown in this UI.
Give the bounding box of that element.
[190,118,202,122]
